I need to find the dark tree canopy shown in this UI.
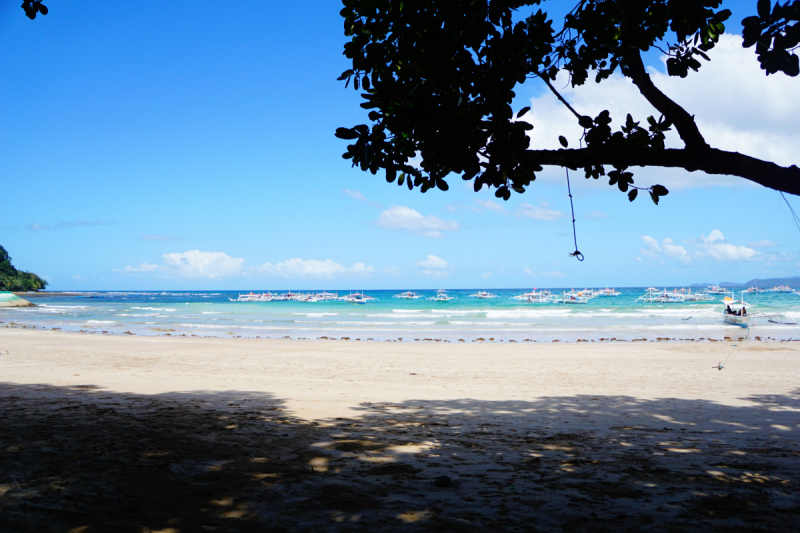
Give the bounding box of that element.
[0,246,48,292]
[336,0,800,203]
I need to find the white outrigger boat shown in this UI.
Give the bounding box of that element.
[722,292,797,328]
[339,292,379,304]
[510,289,551,303]
[595,287,621,297]
[427,289,457,302]
[392,291,424,299]
[468,290,498,299]
[550,290,592,304]
[636,288,686,303]
[704,285,732,296]
[230,292,274,302]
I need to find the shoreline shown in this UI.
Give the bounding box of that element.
[0,320,793,344]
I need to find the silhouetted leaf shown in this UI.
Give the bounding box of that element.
[559,136,568,148]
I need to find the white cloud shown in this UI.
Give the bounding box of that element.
[640,235,662,255]
[384,266,401,275]
[524,267,536,277]
[481,271,493,279]
[640,236,690,264]
[257,258,374,279]
[516,202,565,221]
[542,270,568,278]
[585,211,608,220]
[661,238,692,264]
[476,198,507,213]
[693,230,758,262]
[162,250,245,278]
[374,206,458,238]
[522,34,800,190]
[641,230,759,264]
[415,255,448,269]
[343,189,366,202]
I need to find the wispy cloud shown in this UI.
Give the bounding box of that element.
[481,271,493,279]
[26,219,114,231]
[374,206,458,238]
[257,258,374,279]
[524,268,567,278]
[475,198,507,214]
[140,234,185,242]
[585,211,609,220]
[515,202,565,221]
[748,240,778,248]
[343,189,366,202]
[415,255,450,278]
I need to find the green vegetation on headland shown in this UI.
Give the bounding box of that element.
[0,245,47,291]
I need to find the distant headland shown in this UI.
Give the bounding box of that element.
[690,276,800,288]
[0,245,47,292]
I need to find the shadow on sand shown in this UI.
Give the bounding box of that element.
[1,383,798,532]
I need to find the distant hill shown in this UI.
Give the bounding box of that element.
[719,276,800,288]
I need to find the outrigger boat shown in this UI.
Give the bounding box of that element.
[704,285,732,296]
[510,289,551,303]
[722,292,797,327]
[468,290,498,299]
[427,289,457,302]
[595,287,621,297]
[392,291,424,299]
[550,290,592,304]
[636,288,686,303]
[339,292,379,304]
[230,292,273,302]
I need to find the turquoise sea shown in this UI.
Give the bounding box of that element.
[3,289,800,342]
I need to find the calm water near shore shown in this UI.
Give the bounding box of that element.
[4,289,800,342]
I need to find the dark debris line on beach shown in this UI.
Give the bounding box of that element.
[1,385,799,532]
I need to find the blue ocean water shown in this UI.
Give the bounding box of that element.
[3,288,800,342]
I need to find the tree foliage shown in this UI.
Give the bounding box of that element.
[335,0,800,202]
[0,246,48,292]
[21,1,48,20]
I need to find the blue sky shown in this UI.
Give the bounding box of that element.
[2,1,798,290]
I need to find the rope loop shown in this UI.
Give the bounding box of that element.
[565,167,583,261]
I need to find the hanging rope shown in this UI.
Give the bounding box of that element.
[566,167,583,261]
[780,192,800,234]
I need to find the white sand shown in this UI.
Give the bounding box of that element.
[2,329,798,421]
[3,329,800,531]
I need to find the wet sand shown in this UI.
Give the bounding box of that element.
[1,329,799,532]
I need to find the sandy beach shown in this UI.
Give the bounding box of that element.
[2,329,799,531]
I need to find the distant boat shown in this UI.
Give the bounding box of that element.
[427,289,457,302]
[230,292,273,302]
[595,287,621,297]
[510,289,551,303]
[468,290,498,299]
[392,291,424,299]
[339,292,379,304]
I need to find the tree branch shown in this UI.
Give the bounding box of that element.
[615,0,709,149]
[519,147,800,195]
[540,76,583,120]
